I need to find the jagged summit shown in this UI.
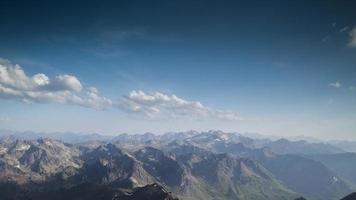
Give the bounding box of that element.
[341,192,356,200]
[117,183,179,200]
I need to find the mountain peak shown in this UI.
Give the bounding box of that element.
[340,192,356,200]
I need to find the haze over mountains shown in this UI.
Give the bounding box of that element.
[0,130,354,153]
[0,130,356,200]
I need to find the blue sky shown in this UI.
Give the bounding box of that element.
[0,0,356,139]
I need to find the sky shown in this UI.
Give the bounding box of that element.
[0,0,356,139]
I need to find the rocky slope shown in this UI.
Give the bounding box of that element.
[340,192,356,200]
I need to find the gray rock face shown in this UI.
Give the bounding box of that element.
[78,143,155,188]
[0,138,81,184]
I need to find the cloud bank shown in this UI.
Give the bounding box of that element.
[0,58,241,121]
[329,81,342,88]
[0,58,112,109]
[118,90,241,121]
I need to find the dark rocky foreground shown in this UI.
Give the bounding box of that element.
[294,193,356,200]
[340,192,356,200]
[117,183,178,200]
[0,182,177,200]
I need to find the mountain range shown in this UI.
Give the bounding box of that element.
[0,130,355,200]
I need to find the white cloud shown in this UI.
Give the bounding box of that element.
[0,58,112,109]
[329,81,342,88]
[117,90,241,121]
[349,27,356,48]
[0,58,241,120]
[50,74,83,92]
[340,26,349,33]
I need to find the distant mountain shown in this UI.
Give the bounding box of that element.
[0,130,112,143]
[77,143,155,188]
[328,141,356,153]
[158,130,200,144]
[307,153,356,186]
[112,132,157,144]
[0,138,298,200]
[169,133,353,200]
[134,147,185,187]
[0,130,355,200]
[1,130,348,155]
[178,151,297,200]
[259,138,344,155]
[259,153,354,200]
[0,138,82,184]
